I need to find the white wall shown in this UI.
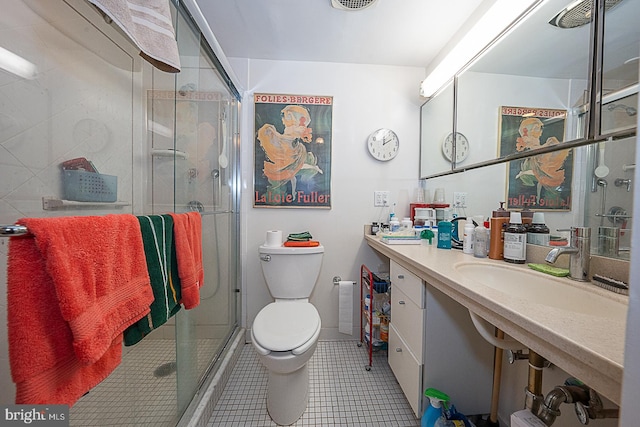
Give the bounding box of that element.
[232,58,425,339]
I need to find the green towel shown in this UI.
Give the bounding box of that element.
[287,231,313,241]
[124,215,182,346]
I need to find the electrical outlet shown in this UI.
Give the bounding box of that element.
[453,192,467,208]
[374,191,390,207]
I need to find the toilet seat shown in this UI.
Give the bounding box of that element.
[253,301,320,353]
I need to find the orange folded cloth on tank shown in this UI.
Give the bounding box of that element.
[283,240,320,247]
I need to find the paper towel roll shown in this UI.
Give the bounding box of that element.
[265,230,283,247]
[338,281,354,335]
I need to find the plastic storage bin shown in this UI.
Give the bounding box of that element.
[63,170,117,202]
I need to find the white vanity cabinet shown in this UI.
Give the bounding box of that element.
[389,261,425,417]
[389,260,495,419]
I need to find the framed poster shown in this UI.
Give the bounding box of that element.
[498,106,572,211]
[254,93,332,208]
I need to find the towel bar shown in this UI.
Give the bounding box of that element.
[0,225,28,236]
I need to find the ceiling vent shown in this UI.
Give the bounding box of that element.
[549,0,625,28]
[331,0,378,11]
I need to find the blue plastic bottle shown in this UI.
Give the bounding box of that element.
[437,220,452,249]
[422,388,450,427]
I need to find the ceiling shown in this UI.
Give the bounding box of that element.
[194,0,490,69]
[194,0,640,90]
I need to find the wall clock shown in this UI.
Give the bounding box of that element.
[442,132,470,163]
[367,128,399,161]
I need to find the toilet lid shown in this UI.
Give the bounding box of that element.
[253,301,320,352]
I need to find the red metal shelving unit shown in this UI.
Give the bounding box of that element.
[358,264,390,370]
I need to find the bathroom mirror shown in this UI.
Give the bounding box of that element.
[583,134,636,260]
[420,0,639,177]
[419,81,454,177]
[419,0,638,262]
[454,0,592,167]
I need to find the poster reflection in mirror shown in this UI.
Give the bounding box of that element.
[499,106,571,211]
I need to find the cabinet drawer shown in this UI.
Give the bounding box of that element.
[390,285,424,360]
[388,323,422,418]
[390,261,424,308]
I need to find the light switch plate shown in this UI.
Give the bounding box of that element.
[453,192,467,208]
[374,191,390,207]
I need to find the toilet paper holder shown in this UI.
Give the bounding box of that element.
[333,276,356,285]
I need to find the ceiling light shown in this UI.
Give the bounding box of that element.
[420,0,538,98]
[0,46,37,80]
[147,120,173,138]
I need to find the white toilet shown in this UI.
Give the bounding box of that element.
[251,244,324,425]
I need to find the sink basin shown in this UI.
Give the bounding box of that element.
[453,262,627,320]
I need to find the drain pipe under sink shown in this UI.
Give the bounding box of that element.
[526,350,546,415]
[468,311,525,350]
[488,329,505,427]
[469,311,526,426]
[468,311,549,421]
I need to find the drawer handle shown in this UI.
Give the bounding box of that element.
[398,300,406,305]
[395,348,402,352]
[397,274,405,279]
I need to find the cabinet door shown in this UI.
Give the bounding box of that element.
[391,285,424,360]
[388,323,422,418]
[390,261,424,308]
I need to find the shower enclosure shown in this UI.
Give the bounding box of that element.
[0,1,240,425]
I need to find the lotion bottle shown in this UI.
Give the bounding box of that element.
[462,219,475,254]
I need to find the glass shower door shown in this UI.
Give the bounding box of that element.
[170,6,239,417]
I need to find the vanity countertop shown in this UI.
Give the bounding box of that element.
[364,233,628,405]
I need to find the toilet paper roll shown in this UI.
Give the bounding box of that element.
[265,230,283,247]
[338,281,354,335]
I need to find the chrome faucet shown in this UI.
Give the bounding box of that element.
[545,227,590,281]
[614,178,632,192]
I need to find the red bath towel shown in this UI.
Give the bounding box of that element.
[7,215,153,405]
[169,212,204,309]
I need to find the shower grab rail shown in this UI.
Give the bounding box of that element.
[1,225,29,236]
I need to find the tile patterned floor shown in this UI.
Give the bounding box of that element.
[70,339,218,427]
[207,341,420,427]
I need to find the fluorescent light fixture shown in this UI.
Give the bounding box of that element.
[0,46,37,80]
[420,0,537,98]
[147,120,174,138]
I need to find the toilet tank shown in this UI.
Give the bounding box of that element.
[259,245,324,299]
